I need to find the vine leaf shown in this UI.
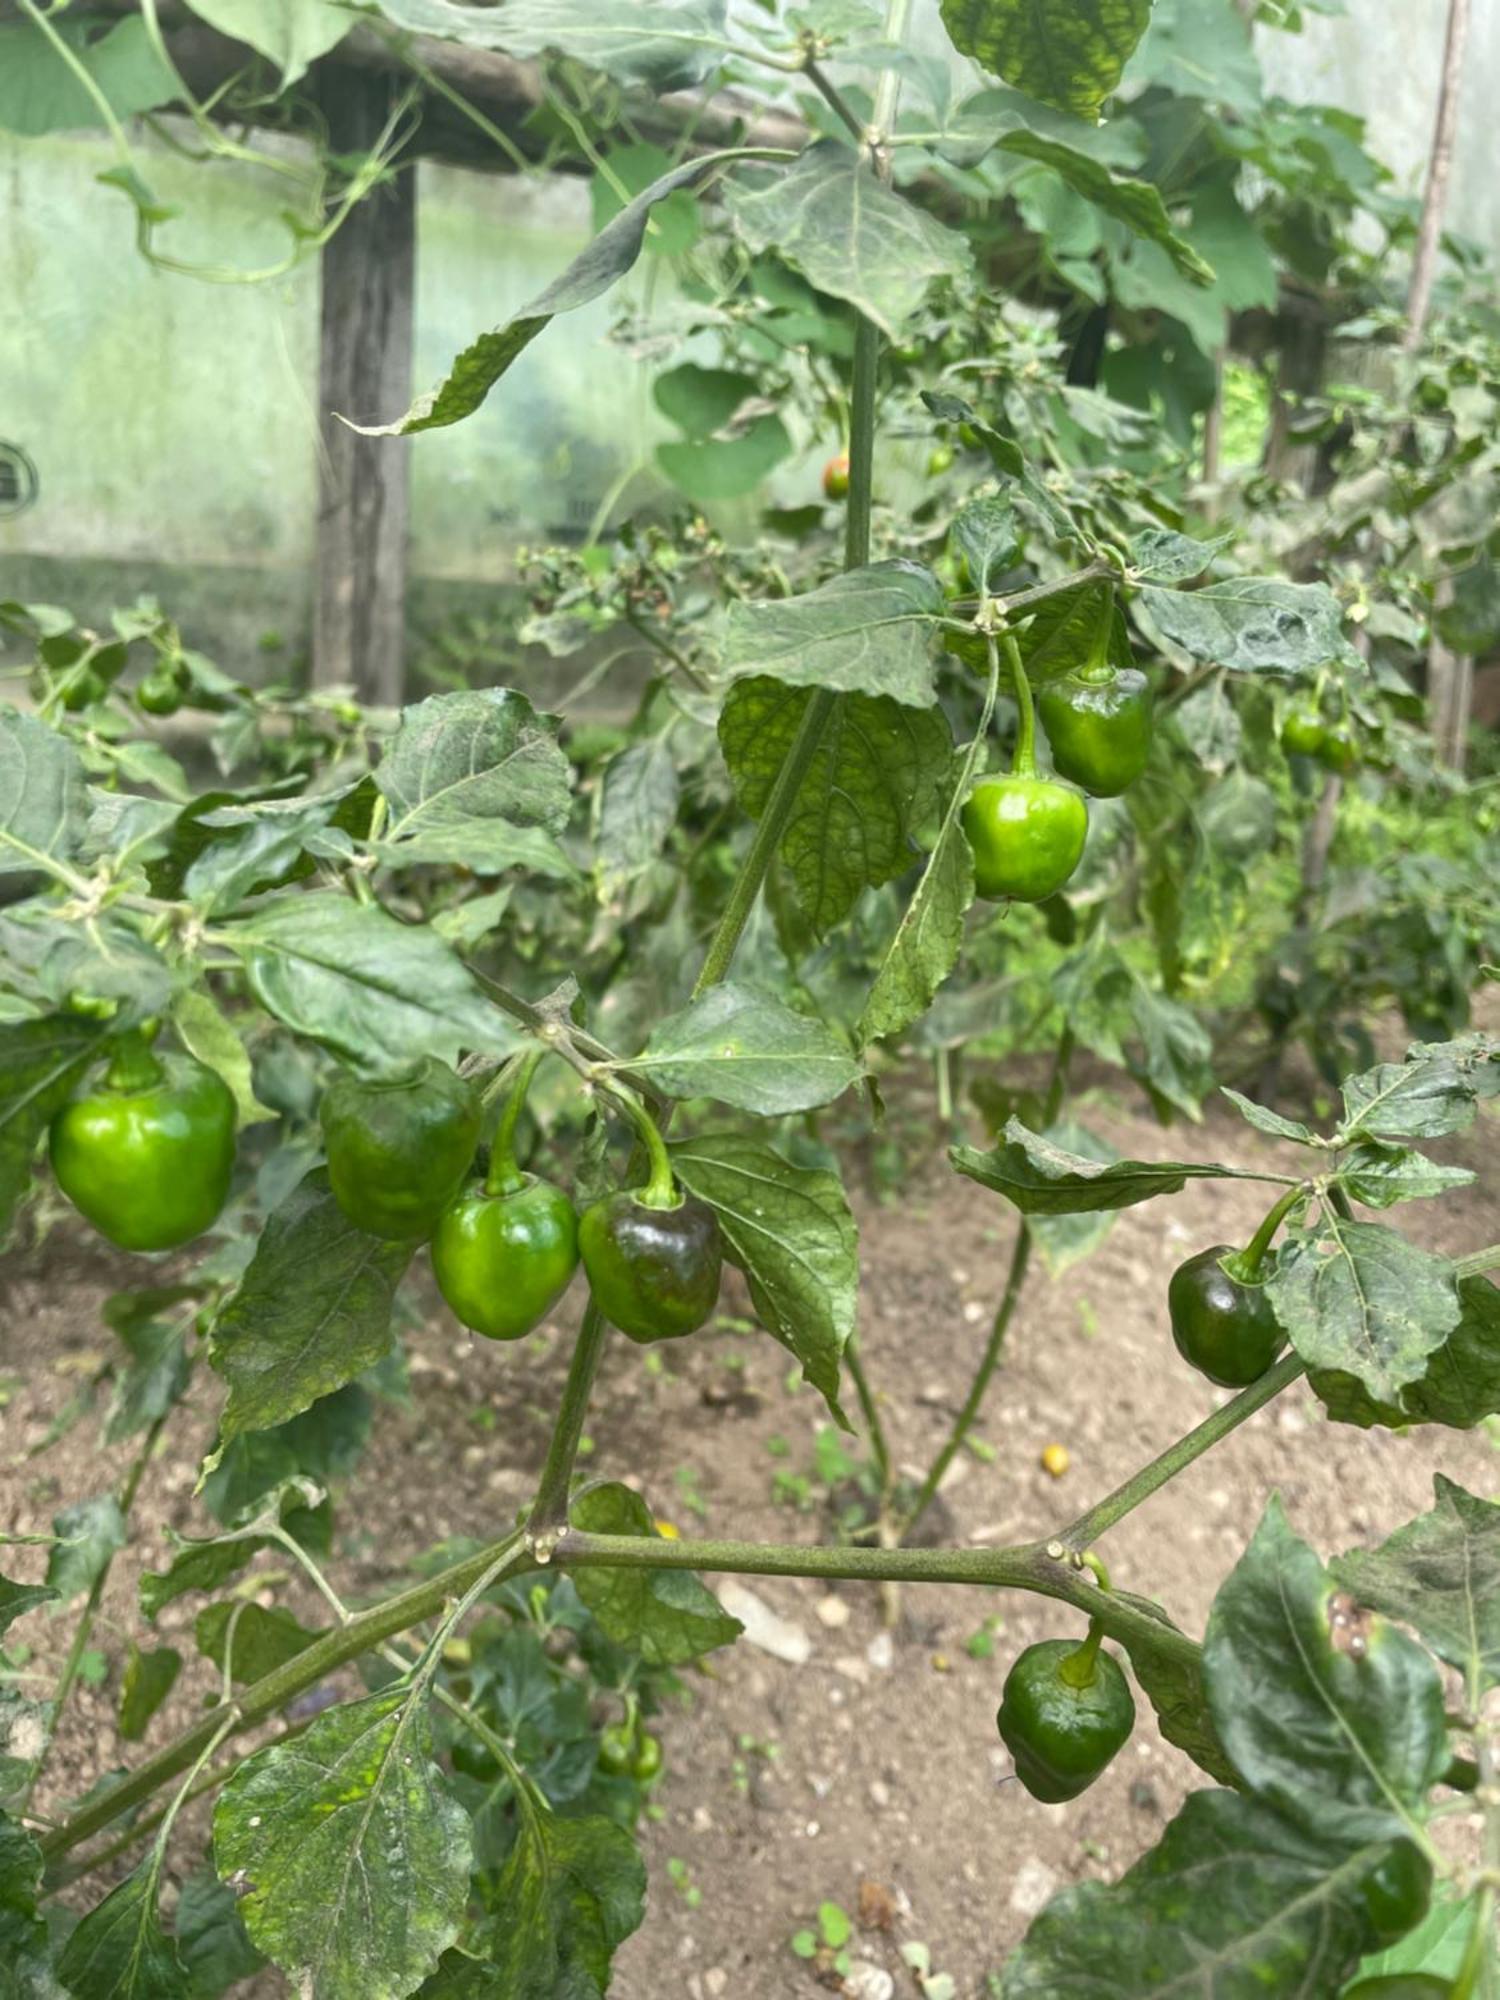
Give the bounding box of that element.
[939,0,1153,121]
[952,1117,1245,1214]
[353,152,749,435]
[671,1133,858,1426]
[214,1688,472,2000]
[1137,576,1355,677]
[724,143,972,336]
[1265,1216,1461,1405]
[177,0,351,85]
[624,982,863,1115]
[1203,1497,1448,1846]
[721,561,945,708]
[1333,1478,1500,1699]
[569,1484,741,1665]
[718,680,954,936]
[206,1172,414,1449]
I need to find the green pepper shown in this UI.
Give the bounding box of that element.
[597,1724,636,1776]
[995,1629,1135,1803]
[136,669,184,717]
[962,632,1088,903]
[1317,721,1360,774]
[1361,1841,1433,1945]
[50,1032,236,1252]
[320,1056,480,1242]
[579,1095,721,1342]
[1168,1186,1300,1388]
[1038,664,1153,797]
[632,1732,663,1782]
[1280,703,1327,757]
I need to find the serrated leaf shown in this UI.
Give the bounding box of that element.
[718,681,952,935]
[671,1133,858,1425]
[1266,1217,1461,1404]
[207,1172,414,1446]
[1138,577,1352,677]
[0,1015,104,1237]
[214,1688,472,2000]
[56,1857,190,1999]
[45,1496,126,1605]
[952,1118,1246,1214]
[1334,1478,1500,1700]
[569,1484,741,1664]
[365,0,729,90]
[721,561,944,708]
[223,893,521,1074]
[353,152,743,435]
[118,1644,182,1742]
[1004,1789,1397,1996]
[724,143,972,337]
[940,0,1151,119]
[1204,1496,1448,1844]
[624,982,861,1115]
[597,740,679,895]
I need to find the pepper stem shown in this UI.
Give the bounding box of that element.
[484,1047,544,1196]
[1001,632,1037,777]
[607,1085,679,1211]
[1058,1617,1105,1689]
[1226,1182,1306,1284]
[105,1026,165,1093]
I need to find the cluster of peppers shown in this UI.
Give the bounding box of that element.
[961,614,1153,907]
[45,1030,724,1349]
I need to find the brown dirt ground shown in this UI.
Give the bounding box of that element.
[2,1034,1497,2000]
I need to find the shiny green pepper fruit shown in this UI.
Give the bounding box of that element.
[926,442,956,477]
[320,1057,480,1242]
[1168,1244,1286,1387]
[632,1732,663,1782]
[597,1724,636,1776]
[1038,665,1153,798]
[136,669,184,717]
[50,1034,236,1252]
[1280,704,1328,757]
[1317,722,1360,774]
[59,668,107,712]
[580,1188,722,1343]
[962,776,1088,903]
[996,1634,1135,1803]
[1361,1841,1433,1945]
[432,1174,579,1341]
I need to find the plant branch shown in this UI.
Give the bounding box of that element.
[803,59,866,143]
[529,1302,610,1533]
[844,1337,892,1496]
[1404,0,1471,348]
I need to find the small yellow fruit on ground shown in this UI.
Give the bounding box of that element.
[1040,1442,1070,1479]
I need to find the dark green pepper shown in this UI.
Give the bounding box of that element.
[996,1630,1135,1803]
[1168,1187,1299,1388]
[136,669,184,717]
[632,1732,663,1782]
[1280,703,1328,757]
[320,1057,480,1242]
[581,1188,722,1343]
[433,1176,578,1341]
[1317,721,1360,774]
[962,776,1087,902]
[1361,1841,1433,1946]
[50,1033,236,1252]
[1038,664,1153,798]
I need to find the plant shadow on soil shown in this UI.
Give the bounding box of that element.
[2,1019,1496,1998]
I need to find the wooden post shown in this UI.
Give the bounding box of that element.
[313,70,415,704]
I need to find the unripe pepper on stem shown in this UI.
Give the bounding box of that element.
[962,631,1088,902]
[579,1088,722,1343]
[1168,1184,1304,1387]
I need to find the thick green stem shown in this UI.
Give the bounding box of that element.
[104,1028,165,1092]
[1002,632,1037,776]
[1058,1617,1105,1688]
[529,1302,610,1532]
[1227,1181,1307,1282]
[1062,1350,1306,1550]
[1457,1244,1500,1280]
[485,1047,543,1195]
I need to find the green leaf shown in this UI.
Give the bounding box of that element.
[365,0,730,91]
[721,561,944,708]
[224,893,521,1074]
[376,689,573,843]
[939,0,1152,119]
[45,1496,126,1605]
[597,740,680,896]
[214,1688,472,2000]
[625,982,862,1115]
[1398,1279,1500,1430]
[569,1483,741,1664]
[997,129,1213,284]
[118,1644,182,1743]
[1338,1046,1482,1142]
[104,1319,190,1446]
[352,151,744,435]
[1338,1141,1474,1209]
[0,712,87,880]
[195,1601,322,1685]
[177,0,350,83]
[174,1866,266,1999]
[56,1858,190,1999]
[653,363,756,436]
[0,1014,103,1237]
[1333,1478,1500,1699]
[657,415,793,502]
[170,988,276,1128]
[1017,580,1124,683]
[1003,1789,1397,1995]
[1114,1591,1236,1786]
[207,1172,414,1446]
[951,495,1020,594]
[723,143,972,339]
[433,1811,645,1998]
[1204,1496,1448,1844]
[1124,0,1262,111]
[1130,526,1233,583]
[0,1811,58,1998]
[856,650,997,1049]
[0,18,176,137]
[0,1575,56,1638]
[952,1118,1245,1215]
[1219,1087,1315,1145]
[199,1384,376,1526]
[1265,1216,1461,1404]
[139,1479,321,1621]
[671,1134,858,1426]
[1138,577,1352,677]
[1024,1121,1120,1278]
[718,680,953,935]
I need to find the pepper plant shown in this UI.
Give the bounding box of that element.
[3,3,1500,1998]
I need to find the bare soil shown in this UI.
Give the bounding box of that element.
[3,1044,1496,2000]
